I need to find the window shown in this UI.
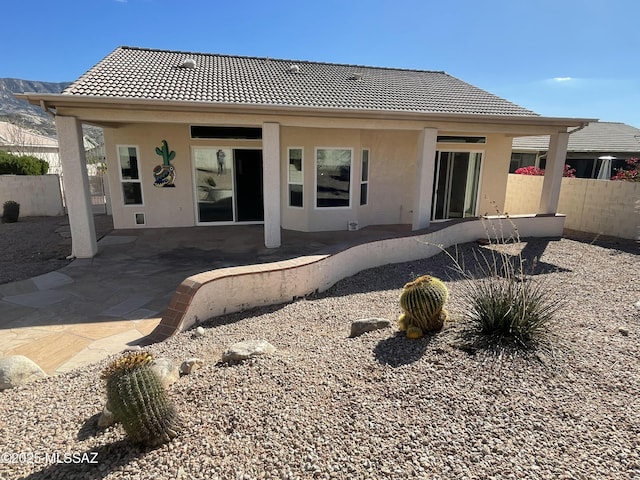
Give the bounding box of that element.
[190,126,262,139]
[509,152,537,173]
[118,146,143,205]
[437,136,486,144]
[288,148,304,207]
[316,148,352,208]
[360,149,369,206]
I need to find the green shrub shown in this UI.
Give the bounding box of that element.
[0,152,49,175]
[2,201,20,223]
[462,253,559,345]
[451,240,559,347]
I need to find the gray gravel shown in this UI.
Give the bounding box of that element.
[0,236,638,480]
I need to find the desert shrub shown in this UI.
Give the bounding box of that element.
[2,200,20,223]
[0,152,49,175]
[446,223,560,347]
[456,254,558,345]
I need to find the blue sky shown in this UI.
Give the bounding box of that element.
[3,0,639,127]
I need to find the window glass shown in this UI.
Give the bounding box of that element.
[316,148,351,208]
[118,146,143,205]
[288,148,303,207]
[360,149,369,206]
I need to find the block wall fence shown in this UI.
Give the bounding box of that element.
[505,174,639,240]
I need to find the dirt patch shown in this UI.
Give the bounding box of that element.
[0,215,113,284]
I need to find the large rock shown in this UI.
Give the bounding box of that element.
[350,318,391,338]
[222,340,276,363]
[151,357,180,387]
[0,355,47,390]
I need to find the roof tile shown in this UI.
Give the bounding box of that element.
[63,46,539,117]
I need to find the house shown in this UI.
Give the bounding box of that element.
[511,121,640,178]
[17,46,594,258]
[0,121,62,174]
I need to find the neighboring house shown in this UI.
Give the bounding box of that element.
[0,121,62,174]
[511,121,640,178]
[18,46,594,258]
[0,120,106,176]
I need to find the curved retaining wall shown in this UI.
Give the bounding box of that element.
[146,214,564,343]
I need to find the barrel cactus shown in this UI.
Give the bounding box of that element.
[102,351,180,447]
[398,274,449,339]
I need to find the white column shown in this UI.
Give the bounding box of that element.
[412,127,438,230]
[262,122,281,248]
[539,131,569,214]
[55,115,97,258]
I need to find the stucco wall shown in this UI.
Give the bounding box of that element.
[155,214,566,337]
[0,175,64,217]
[103,117,518,232]
[505,174,639,240]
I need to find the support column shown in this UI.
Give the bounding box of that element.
[539,131,569,214]
[55,115,97,258]
[412,127,438,230]
[262,122,281,248]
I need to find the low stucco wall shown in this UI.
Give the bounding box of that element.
[0,175,64,217]
[505,174,639,240]
[148,214,565,342]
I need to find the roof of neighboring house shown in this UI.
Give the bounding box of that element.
[0,121,57,149]
[60,46,539,117]
[513,121,640,153]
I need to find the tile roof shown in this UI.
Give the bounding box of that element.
[63,46,539,117]
[513,122,640,153]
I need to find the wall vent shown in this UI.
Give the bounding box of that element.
[288,64,300,74]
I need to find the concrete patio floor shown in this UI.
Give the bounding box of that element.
[0,221,419,375]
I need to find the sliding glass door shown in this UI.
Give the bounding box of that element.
[432,151,482,221]
[193,147,263,224]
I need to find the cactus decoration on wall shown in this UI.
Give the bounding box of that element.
[102,351,180,446]
[153,139,176,187]
[398,274,449,339]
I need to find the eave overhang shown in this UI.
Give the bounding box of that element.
[16,93,596,133]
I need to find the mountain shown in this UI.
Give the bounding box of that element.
[0,78,103,145]
[0,78,70,138]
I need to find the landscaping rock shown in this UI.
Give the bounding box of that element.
[0,355,47,391]
[618,327,630,337]
[222,340,276,363]
[151,357,180,387]
[194,326,205,338]
[180,358,204,376]
[97,404,117,428]
[349,318,391,337]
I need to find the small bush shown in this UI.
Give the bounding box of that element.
[0,152,49,175]
[457,258,559,345]
[611,158,639,182]
[446,222,560,348]
[2,200,20,223]
[514,164,576,177]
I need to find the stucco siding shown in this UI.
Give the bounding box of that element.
[101,115,522,233]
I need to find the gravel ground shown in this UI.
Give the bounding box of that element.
[0,215,114,284]
[0,235,638,480]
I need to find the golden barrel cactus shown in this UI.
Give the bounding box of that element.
[398,274,449,338]
[102,351,180,447]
